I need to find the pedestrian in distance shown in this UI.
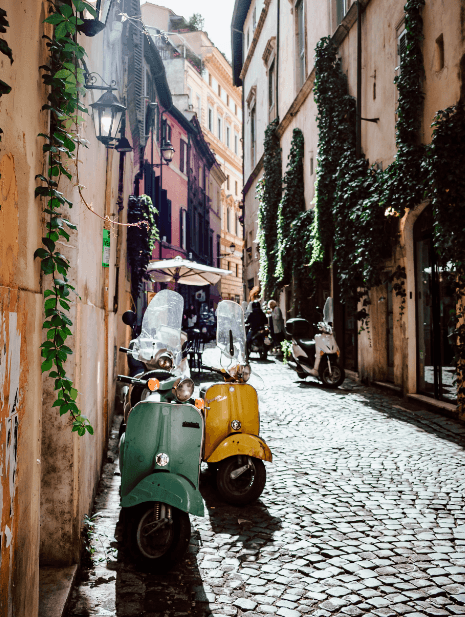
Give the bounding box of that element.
[268,300,285,353]
[245,301,268,351]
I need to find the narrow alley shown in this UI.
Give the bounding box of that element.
[67,359,465,617]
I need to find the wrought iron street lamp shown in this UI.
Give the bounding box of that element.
[83,63,127,148]
[218,244,236,258]
[79,0,112,37]
[161,141,175,163]
[89,90,126,147]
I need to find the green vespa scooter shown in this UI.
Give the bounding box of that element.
[117,290,204,572]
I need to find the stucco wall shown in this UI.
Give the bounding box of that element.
[0,2,135,613]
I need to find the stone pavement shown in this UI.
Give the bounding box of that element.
[67,358,465,617]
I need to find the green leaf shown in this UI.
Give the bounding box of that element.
[85,425,94,435]
[0,39,13,64]
[81,1,97,17]
[78,426,86,437]
[60,4,73,19]
[34,248,50,259]
[70,388,78,401]
[44,13,65,25]
[42,237,56,252]
[54,68,72,79]
[41,358,53,373]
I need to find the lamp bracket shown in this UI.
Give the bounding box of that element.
[84,71,117,91]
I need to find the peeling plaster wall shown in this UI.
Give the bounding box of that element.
[0,1,135,613]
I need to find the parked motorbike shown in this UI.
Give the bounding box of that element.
[199,300,272,506]
[249,325,273,360]
[117,290,204,571]
[286,297,346,388]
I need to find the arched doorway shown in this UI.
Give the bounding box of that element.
[414,206,456,403]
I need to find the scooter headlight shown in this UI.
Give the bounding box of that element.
[242,364,251,382]
[155,453,169,467]
[173,378,195,402]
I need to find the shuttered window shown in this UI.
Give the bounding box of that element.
[296,0,306,88]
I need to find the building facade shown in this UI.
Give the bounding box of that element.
[0,0,143,612]
[141,2,245,303]
[233,0,465,418]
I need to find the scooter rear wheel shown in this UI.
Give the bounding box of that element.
[127,502,190,572]
[216,456,266,506]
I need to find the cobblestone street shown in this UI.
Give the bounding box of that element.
[67,358,465,617]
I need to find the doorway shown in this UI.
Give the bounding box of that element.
[343,300,358,371]
[414,207,456,403]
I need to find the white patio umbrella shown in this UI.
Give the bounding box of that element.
[147,255,233,287]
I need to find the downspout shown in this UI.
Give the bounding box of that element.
[276,0,280,119]
[356,0,362,158]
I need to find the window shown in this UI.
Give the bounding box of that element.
[296,0,306,88]
[435,33,444,71]
[218,116,222,140]
[247,29,250,48]
[227,94,230,107]
[218,84,221,97]
[250,106,256,166]
[336,0,346,24]
[235,180,238,195]
[253,7,257,32]
[226,175,230,191]
[180,209,187,249]
[397,28,407,73]
[187,86,192,104]
[310,156,314,176]
[198,165,203,189]
[217,189,221,213]
[208,73,212,87]
[268,59,275,110]
[197,94,201,119]
[179,139,187,173]
[226,124,231,148]
[236,213,241,237]
[235,103,238,116]
[208,106,213,131]
[236,263,240,278]
[216,236,220,266]
[227,208,231,232]
[162,120,172,144]
[234,133,238,155]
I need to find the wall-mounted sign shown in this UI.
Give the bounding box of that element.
[102,229,110,267]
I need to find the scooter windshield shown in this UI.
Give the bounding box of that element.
[216,300,247,368]
[323,297,334,324]
[132,289,183,364]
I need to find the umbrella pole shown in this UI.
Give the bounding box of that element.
[174,269,180,293]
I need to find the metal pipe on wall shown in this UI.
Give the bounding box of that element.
[356,0,362,158]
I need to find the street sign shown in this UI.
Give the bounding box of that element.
[102,229,110,267]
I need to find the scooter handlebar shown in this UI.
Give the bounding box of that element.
[119,347,131,354]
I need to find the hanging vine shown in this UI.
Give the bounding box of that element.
[424,102,465,412]
[310,0,425,326]
[127,194,159,300]
[275,128,305,289]
[0,8,13,140]
[256,118,282,298]
[35,0,98,436]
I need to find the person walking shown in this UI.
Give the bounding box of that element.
[268,300,285,353]
[245,301,268,351]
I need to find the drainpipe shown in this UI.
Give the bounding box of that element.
[356,0,362,158]
[276,0,280,118]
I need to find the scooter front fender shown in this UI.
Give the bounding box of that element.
[207,433,272,463]
[121,472,205,517]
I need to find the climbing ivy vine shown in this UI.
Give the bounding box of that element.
[256,118,282,298]
[424,102,465,411]
[35,0,97,436]
[127,194,159,301]
[310,0,425,323]
[0,8,13,140]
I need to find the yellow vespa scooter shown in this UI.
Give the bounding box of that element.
[198,300,272,505]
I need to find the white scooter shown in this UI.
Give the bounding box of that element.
[285,298,345,388]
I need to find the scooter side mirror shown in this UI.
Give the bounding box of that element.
[122,310,136,328]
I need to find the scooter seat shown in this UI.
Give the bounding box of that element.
[296,338,315,353]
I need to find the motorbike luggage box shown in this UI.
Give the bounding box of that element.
[285,318,310,337]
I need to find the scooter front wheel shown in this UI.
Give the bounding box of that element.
[318,360,345,388]
[127,502,190,572]
[216,456,266,506]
